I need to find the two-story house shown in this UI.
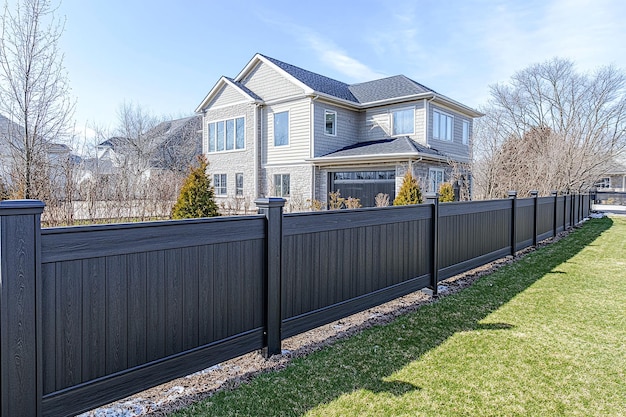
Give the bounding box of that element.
[195,54,482,209]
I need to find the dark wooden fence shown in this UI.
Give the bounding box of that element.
[0,192,591,416]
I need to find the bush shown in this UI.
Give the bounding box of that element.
[393,172,422,205]
[171,156,220,219]
[439,182,455,202]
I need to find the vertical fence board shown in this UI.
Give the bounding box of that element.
[105,255,128,374]
[41,262,56,395]
[183,247,200,351]
[146,250,165,362]
[81,257,106,383]
[56,260,82,390]
[127,253,147,368]
[198,245,214,345]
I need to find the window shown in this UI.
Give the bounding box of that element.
[274,174,290,197]
[429,168,445,192]
[595,177,610,188]
[433,110,453,141]
[208,117,245,153]
[235,173,244,196]
[392,108,415,135]
[214,174,227,195]
[462,120,470,145]
[274,111,289,146]
[324,110,336,136]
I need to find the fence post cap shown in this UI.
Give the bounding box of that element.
[0,199,45,215]
[530,190,538,197]
[551,191,558,196]
[254,197,286,209]
[508,191,517,198]
[424,192,439,200]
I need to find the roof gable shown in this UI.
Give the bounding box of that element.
[195,76,261,113]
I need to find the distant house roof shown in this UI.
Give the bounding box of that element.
[310,137,448,165]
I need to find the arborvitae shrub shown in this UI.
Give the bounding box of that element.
[439,182,455,202]
[393,172,422,205]
[171,156,220,219]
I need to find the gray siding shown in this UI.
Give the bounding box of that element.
[263,98,311,165]
[241,61,304,101]
[428,103,471,163]
[207,83,251,108]
[313,101,362,157]
[361,101,425,143]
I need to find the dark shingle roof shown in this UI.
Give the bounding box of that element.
[260,55,437,104]
[348,75,437,103]
[261,54,358,102]
[320,137,446,159]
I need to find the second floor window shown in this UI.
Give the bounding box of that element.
[214,174,227,195]
[274,111,289,146]
[462,120,470,145]
[392,108,415,135]
[274,174,290,197]
[325,110,336,136]
[208,117,245,153]
[433,110,453,141]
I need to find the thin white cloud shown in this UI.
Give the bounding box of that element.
[302,31,386,81]
[254,10,385,82]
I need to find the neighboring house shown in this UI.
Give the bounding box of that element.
[195,53,482,208]
[595,158,626,192]
[0,113,72,195]
[92,115,202,180]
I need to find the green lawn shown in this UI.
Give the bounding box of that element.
[174,216,626,417]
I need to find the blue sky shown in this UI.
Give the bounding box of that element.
[55,0,626,137]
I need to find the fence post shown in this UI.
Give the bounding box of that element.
[563,193,567,230]
[0,200,45,417]
[425,193,439,296]
[508,191,517,256]
[551,191,558,238]
[255,197,285,358]
[570,193,575,228]
[530,190,538,246]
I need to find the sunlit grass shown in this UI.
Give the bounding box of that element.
[174,216,625,417]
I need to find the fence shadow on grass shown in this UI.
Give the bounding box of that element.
[172,217,613,417]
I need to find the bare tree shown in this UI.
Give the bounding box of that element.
[0,0,75,199]
[473,58,626,198]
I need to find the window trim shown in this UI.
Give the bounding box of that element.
[462,120,470,145]
[214,173,227,196]
[207,116,246,153]
[235,172,244,196]
[433,109,454,142]
[273,173,290,197]
[324,109,337,136]
[273,111,290,147]
[391,107,415,136]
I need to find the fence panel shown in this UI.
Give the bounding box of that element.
[281,205,432,338]
[438,200,511,280]
[515,198,535,250]
[39,216,267,416]
[537,197,555,240]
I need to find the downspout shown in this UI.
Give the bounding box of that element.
[424,96,436,147]
[253,103,259,200]
[310,95,319,202]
